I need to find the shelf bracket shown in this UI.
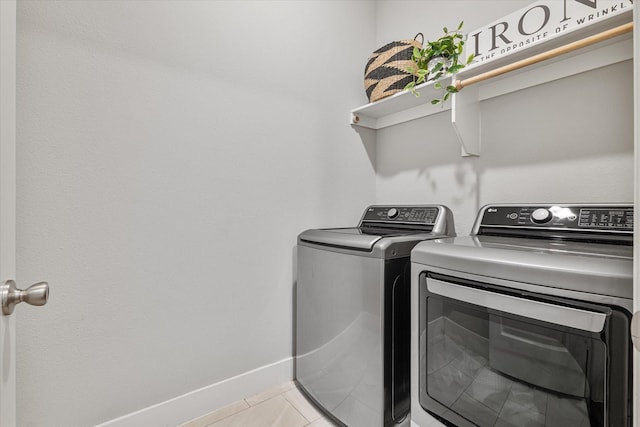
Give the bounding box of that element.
[451,83,480,157]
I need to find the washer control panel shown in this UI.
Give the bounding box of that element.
[479,205,633,232]
[361,206,440,225]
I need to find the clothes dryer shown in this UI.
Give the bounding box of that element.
[411,204,633,427]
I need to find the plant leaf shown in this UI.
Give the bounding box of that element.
[443,26,448,33]
[431,99,440,105]
[404,81,421,98]
[457,21,464,31]
[467,54,475,64]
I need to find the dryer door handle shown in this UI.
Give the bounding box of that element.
[427,278,607,333]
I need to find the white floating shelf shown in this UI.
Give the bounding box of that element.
[350,77,452,130]
[350,9,633,157]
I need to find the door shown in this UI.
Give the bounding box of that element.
[635,3,640,426]
[0,0,18,424]
[0,2,49,425]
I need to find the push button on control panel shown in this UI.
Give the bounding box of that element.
[531,208,552,224]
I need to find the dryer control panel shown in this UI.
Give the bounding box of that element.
[475,204,633,235]
[578,208,634,230]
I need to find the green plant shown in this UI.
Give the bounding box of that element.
[405,21,475,104]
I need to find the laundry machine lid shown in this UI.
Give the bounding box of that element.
[298,228,385,251]
[298,226,443,253]
[297,205,456,257]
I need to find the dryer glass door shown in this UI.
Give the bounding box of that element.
[418,272,631,427]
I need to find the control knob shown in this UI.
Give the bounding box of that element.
[531,208,552,224]
[387,208,399,219]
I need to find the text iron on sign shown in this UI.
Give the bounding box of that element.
[464,0,634,69]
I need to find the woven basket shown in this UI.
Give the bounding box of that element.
[364,34,423,103]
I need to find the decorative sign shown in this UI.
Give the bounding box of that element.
[465,0,634,67]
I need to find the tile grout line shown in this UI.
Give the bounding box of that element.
[286,398,313,425]
[248,393,310,427]
[202,395,281,427]
[199,400,249,427]
[244,381,296,407]
[282,391,316,424]
[188,382,307,427]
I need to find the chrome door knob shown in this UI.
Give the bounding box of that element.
[1,280,49,315]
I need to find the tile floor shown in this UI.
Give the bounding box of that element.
[179,381,339,427]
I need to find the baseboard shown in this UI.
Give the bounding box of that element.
[94,357,293,427]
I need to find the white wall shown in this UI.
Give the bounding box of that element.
[15,1,635,425]
[16,1,375,425]
[373,1,634,234]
